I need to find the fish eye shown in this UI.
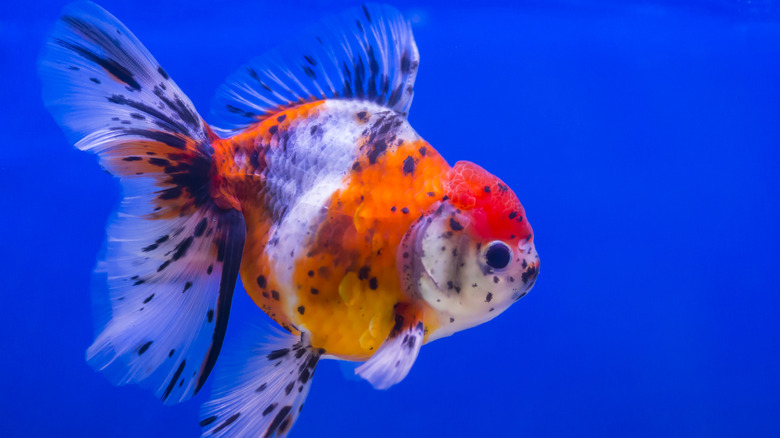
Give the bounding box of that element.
[484,241,512,270]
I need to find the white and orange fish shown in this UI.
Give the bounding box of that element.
[40,2,539,436]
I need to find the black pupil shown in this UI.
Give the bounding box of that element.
[485,243,511,269]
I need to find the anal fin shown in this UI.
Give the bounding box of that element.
[201,327,323,438]
[356,304,425,389]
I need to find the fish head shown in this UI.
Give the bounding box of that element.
[399,161,539,340]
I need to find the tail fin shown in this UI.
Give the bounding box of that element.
[39,2,245,403]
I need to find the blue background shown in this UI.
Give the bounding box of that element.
[2,0,780,436]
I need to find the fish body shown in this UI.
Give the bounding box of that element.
[215,100,450,358]
[40,3,539,436]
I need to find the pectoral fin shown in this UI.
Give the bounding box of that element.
[356,304,425,389]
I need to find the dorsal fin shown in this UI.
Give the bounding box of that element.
[210,3,419,131]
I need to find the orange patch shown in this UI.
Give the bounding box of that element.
[291,138,451,359]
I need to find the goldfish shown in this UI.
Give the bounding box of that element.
[39,2,540,437]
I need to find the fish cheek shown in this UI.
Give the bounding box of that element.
[415,204,473,312]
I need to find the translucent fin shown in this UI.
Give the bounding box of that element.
[356,304,424,389]
[39,2,246,404]
[211,3,419,131]
[39,1,209,150]
[200,327,323,438]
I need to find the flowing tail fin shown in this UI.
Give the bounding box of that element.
[39,2,245,403]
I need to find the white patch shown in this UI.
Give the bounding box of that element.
[264,101,392,318]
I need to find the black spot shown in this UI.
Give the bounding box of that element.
[285,381,295,395]
[450,317,455,323]
[123,156,142,161]
[358,266,371,280]
[207,265,213,275]
[257,275,267,289]
[158,186,182,200]
[172,236,194,261]
[522,265,538,284]
[369,277,378,290]
[367,139,388,164]
[485,292,493,303]
[267,348,289,360]
[310,287,319,295]
[498,183,508,192]
[148,157,170,167]
[262,403,277,416]
[302,65,316,79]
[207,309,214,323]
[484,186,491,193]
[199,416,216,427]
[297,306,305,315]
[183,281,192,293]
[256,382,267,392]
[402,156,415,175]
[133,279,145,286]
[169,349,175,357]
[266,406,292,438]
[400,50,412,74]
[269,125,279,135]
[162,360,186,401]
[277,114,287,122]
[357,111,368,121]
[212,413,240,434]
[143,294,154,304]
[138,341,152,355]
[157,66,170,80]
[271,290,280,301]
[362,4,372,21]
[391,206,397,212]
[449,218,464,231]
[509,211,518,220]
[308,270,314,277]
[194,218,208,237]
[299,368,311,384]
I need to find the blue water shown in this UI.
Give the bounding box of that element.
[3,1,780,436]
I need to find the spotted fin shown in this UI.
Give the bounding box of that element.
[39,2,246,403]
[200,327,323,438]
[211,3,419,131]
[356,304,424,389]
